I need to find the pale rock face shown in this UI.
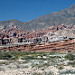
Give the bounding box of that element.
[74,39,75,42]
[0,25,5,30]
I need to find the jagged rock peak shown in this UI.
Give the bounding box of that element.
[70,4,75,9]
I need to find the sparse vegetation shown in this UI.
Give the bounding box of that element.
[32,71,54,75]
[64,53,75,60]
[58,66,63,70]
[59,70,75,75]
[0,51,75,75]
[68,61,75,67]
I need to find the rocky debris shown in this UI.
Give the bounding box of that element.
[0,39,75,52]
[0,65,75,75]
[0,24,75,49]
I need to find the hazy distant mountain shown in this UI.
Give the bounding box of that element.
[0,4,75,31]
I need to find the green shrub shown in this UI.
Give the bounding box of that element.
[64,53,75,60]
[0,51,12,60]
[32,71,54,75]
[58,66,63,70]
[32,72,41,75]
[24,65,28,68]
[68,61,75,66]
[59,70,75,75]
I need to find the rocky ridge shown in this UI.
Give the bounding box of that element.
[0,4,75,31]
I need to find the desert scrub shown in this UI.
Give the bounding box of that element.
[45,71,54,75]
[31,63,39,68]
[59,70,75,75]
[37,63,50,68]
[39,60,44,63]
[0,51,12,60]
[41,68,44,71]
[37,64,44,68]
[64,53,75,61]
[0,61,9,65]
[0,67,5,71]
[68,61,75,67]
[57,66,63,70]
[43,63,50,67]
[32,71,54,75]
[32,72,41,75]
[24,65,28,68]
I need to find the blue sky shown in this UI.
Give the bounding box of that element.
[0,0,75,22]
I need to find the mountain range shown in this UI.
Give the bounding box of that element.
[0,4,75,31]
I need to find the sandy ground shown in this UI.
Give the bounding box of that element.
[0,66,75,75]
[0,66,58,75]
